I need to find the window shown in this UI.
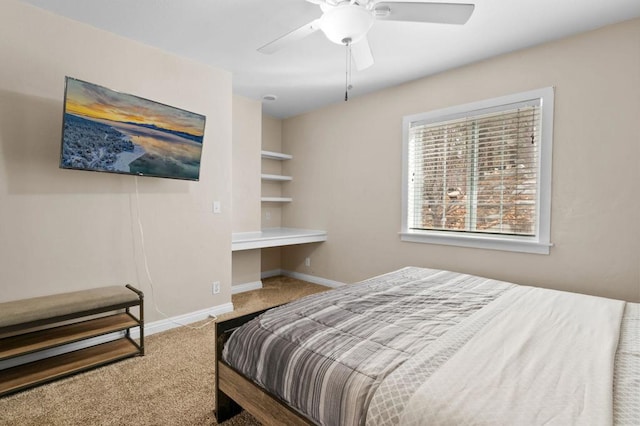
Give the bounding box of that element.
[401,88,554,254]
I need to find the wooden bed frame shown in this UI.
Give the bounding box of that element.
[214,307,314,425]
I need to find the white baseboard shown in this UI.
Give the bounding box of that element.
[261,269,344,288]
[231,281,263,295]
[282,270,345,288]
[260,269,283,279]
[0,302,234,370]
[131,302,234,338]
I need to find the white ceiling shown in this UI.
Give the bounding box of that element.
[18,0,640,118]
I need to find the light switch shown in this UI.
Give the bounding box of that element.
[213,201,221,214]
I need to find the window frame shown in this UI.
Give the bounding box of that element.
[400,87,554,254]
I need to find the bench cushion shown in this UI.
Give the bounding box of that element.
[0,286,139,329]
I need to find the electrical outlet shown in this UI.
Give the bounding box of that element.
[305,257,311,267]
[265,211,271,221]
[212,281,220,294]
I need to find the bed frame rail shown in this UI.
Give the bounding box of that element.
[214,307,313,425]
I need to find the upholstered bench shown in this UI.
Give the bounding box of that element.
[0,284,143,397]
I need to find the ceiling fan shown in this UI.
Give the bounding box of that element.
[258,0,475,71]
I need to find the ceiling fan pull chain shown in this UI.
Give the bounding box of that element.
[345,39,349,101]
[345,37,352,101]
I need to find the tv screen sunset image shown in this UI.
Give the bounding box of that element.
[60,77,206,181]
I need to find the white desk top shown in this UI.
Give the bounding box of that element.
[231,227,327,251]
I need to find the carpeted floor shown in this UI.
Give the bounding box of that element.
[0,276,329,426]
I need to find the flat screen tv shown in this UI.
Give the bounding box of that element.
[59,77,206,181]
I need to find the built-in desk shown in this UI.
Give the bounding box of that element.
[232,228,327,251]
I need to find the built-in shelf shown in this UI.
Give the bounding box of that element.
[261,151,292,203]
[261,174,292,182]
[261,197,292,203]
[232,228,327,251]
[261,150,292,161]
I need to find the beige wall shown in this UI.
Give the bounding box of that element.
[0,0,233,320]
[282,19,640,302]
[232,95,261,286]
[232,95,261,233]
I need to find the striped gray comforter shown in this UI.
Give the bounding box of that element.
[222,267,639,426]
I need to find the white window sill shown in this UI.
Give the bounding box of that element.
[400,231,552,255]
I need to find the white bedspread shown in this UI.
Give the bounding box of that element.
[224,266,636,425]
[397,286,626,425]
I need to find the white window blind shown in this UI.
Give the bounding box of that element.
[401,88,554,254]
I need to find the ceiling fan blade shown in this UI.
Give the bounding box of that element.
[374,2,474,25]
[258,19,322,54]
[351,37,374,71]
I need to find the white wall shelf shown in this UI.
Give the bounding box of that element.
[232,228,327,251]
[261,197,292,203]
[261,150,292,161]
[261,174,292,182]
[262,151,292,203]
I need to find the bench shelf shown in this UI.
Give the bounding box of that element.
[0,313,139,361]
[0,338,139,396]
[0,284,144,397]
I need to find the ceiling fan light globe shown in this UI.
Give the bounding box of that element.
[320,4,374,45]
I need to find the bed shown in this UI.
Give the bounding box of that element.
[214,267,639,425]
